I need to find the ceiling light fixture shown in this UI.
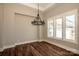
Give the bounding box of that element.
[31,3,45,25]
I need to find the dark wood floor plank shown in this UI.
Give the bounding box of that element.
[30,42,48,56]
[40,41,78,56]
[38,42,59,56]
[0,41,79,56]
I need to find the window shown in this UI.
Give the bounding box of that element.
[47,9,77,42]
[66,15,75,40]
[56,18,62,38]
[47,20,54,37]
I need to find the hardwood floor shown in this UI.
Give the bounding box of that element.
[0,41,79,56]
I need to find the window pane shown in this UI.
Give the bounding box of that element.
[48,20,53,37]
[66,15,75,40]
[56,18,62,38]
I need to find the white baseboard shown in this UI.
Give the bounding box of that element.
[44,40,79,54]
[15,40,38,46]
[3,45,15,50]
[37,39,45,42]
[1,40,39,52]
[1,39,79,54]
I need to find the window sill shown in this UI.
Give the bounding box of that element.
[63,39,77,44]
[48,37,77,44]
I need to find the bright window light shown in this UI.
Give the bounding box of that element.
[56,18,62,38]
[47,20,54,37]
[66,15,75,40]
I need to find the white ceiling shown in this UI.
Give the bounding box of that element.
[21,3,55,11]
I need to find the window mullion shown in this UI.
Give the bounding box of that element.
[62,16,66,40]
[53,17,56,38]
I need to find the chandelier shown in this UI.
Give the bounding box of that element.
[31,3,45,25]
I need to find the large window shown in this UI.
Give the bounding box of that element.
[47,20,54,37]
[47,10,77,42]
[56,18,62,38]
[66,15,75,40]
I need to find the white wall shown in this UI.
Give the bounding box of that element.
[0,3,43,49]
[43,3,79,52]
[15,13,37,44]
[0,4,3,50]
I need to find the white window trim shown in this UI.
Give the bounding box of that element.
[47,18,54,38]
[63,9,78,44]
[54,16,63,40]
[47,9,78,44]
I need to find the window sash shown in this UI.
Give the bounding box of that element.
[65,15,76,40]
[47,20,54,37]
[47,10,77,42]
[55,18,63,39]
